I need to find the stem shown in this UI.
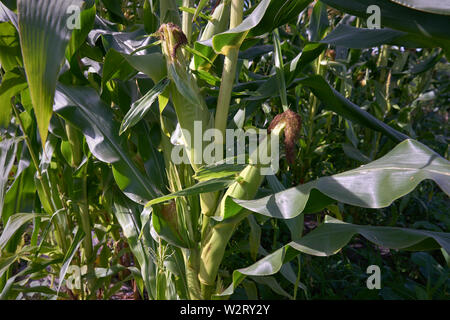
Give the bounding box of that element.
[273,28,288,111]
[184,247,202,300]
[12,101,44,182]
[182,0,194,44]
[214,0,243,137]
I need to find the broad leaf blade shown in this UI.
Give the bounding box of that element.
[297,76,410,142]
[57,227,85,293]
[18,0,83,144]
[321,24,407,48]
[0,68,27,127]
[0,213,41,250]
[145,178,235,207]
[235,139,450,219]
[201,0,271,55]
[321,0,450,47]
[0,138,18,220]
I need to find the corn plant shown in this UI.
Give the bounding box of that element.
[0,0,449,300]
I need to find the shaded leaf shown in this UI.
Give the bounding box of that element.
[0,68,27,127]
[57,227,85,293]
[0,213,42,250]
[219,215,450,297]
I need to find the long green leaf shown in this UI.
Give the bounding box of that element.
[120,78,170,135]
[296,76,410,142]
[17,0,83,144]
[201,0,271,55]
[0,68,27,127]
[145,178,235,207]
[235,139,450,219]
[250,75,409,142]
[111,192,156,299]
[321,24,407,48]
[0,21,22,72]
[219,215,450,297]
[57,227,85,293]
[389,0,450,15]
[248,0,313,37]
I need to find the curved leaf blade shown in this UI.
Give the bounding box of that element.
[0,213,42,250]
[389,0,450,16]
[296,76,410,142]
[54,84,161,204]
[235,139,450,219]
[145,178,235,208]
[18,0,83,144]
[321,0,450,47]
[201,0,271,55]
[120,78,170,135]
[321,24,407,48]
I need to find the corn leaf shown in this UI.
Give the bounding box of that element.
[0,213,42,250]
[57,227,85,293]
[235,139,450,219]
[389,0,450,16]
[54,84,161,204]
[145,178,235,207]
[0,68,27,127]
[0,138,19,221]
[322,0,450,49]
[120,78,170,135]
[111,192,156,299]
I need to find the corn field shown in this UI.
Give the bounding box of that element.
[0,0,449,301]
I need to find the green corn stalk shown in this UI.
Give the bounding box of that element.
[199,166,263,297]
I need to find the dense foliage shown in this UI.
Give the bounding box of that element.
[0,0,449,300]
